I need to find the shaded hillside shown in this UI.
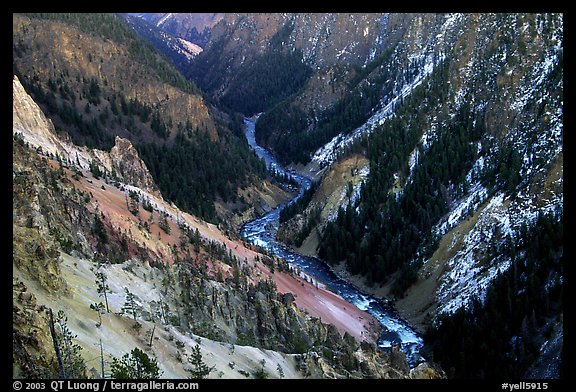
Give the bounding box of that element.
[119,14,204,79]
[187,13,415,117]
[187,13,452,164]
[317,12,562,297]
[253,13,459,165]
[131,13,223,47]
[190,16,313,115]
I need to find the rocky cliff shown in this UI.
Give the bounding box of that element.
[13,75,66,157]
[109,136,161,198]
[13,75,161,199]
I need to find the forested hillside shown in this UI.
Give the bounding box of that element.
[426,212,563,378]
[317,13,562,298]
[318,14,561,379]
[236,13,562,379]
[12,13,271,224]
[130,13,562,379]
[190,18,313,115]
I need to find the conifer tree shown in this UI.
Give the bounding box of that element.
[94,270,111,313]
[90,302,106,327]
[122,287,138,321]
[110,348,162,379]
[186,344,214,379]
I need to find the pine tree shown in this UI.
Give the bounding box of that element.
[276,363,285,379]
[90,302,106,327]
[53,310,86,378]
[158,213,171,234]
[122,287,138,321]
[94,270,111,313]
[186,344,214,379]
[89,160,103,179]
[110,348,162,379]
[253,359,268,379]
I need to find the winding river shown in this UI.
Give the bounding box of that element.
[241,117,424,366]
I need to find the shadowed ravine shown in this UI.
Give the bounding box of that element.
[241,117,424,366]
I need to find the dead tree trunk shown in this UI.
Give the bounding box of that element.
[100,339,105,379]
[49,308,66,379]
[148,325,156,347]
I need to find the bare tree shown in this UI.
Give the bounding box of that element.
[48,308,66,379]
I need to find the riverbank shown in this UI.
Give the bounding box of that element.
[290,236,392,302]
[292,244,432,336]
[322,260,433,336]
[269,266,383,344]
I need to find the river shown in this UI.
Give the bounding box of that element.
[240,117,424,366]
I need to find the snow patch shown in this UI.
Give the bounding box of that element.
[311,53,440,168]
[156,13,173,27]
[326,163,370,222]
[176,38,203,58]
[435,179,563,316]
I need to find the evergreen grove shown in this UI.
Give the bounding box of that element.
[425,212,563,378]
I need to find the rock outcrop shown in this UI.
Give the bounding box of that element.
[13,75,66,157]
[13,75,161,199]
[13,278,56,378]
[109,136,161,198]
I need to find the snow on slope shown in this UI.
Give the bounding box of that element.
[432,26,563,315]
[326,163,370,222]
[311,52,439,169]
[309,13,563,321]
[436,182,563,315]
[156,13,173,27]
[178,38,203,57]
[310,13,465,168]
